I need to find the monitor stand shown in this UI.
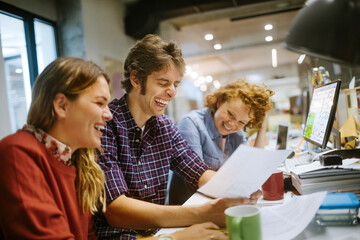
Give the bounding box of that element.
[331,127,341,150]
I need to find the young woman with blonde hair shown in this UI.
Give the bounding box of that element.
[0,57,113,239]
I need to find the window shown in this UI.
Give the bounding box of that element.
[0,2,58,134]
[34,19,58,73]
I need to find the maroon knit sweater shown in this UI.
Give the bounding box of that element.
[0,130,97,240]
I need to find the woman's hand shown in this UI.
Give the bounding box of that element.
[172,222,227,240]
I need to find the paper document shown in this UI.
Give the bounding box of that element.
[156,191,327,240]
[261,191,327,240]
[198,145,292,198]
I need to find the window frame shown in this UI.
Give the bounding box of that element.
[0,1,60,86]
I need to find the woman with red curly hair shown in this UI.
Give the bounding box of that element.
[169,79,274,205]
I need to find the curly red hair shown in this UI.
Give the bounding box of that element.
[205,79,274,130]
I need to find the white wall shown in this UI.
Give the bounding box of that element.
[81,0,135,67]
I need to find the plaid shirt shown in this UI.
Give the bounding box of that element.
[95,95,209,240]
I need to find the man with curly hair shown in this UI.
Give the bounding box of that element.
[169,79,274,205]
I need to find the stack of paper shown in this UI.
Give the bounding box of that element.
[291,159,360,195]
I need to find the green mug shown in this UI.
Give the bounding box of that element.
[225,205,262,240]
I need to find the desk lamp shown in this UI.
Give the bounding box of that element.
[284,0,360,158]
[284,0,360,66]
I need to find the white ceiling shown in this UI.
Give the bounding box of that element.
[161,2,305,90]
[158,1,311,114]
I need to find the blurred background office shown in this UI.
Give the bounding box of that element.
[0,0,359,142]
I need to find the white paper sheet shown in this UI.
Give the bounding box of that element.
[198,145,292,198]
[156,192,327,240]
[261,191,327,240]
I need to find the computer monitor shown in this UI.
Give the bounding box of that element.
[276,122,289,150]
[303,80,341,150]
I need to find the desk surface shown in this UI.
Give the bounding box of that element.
[157,192,360,240]
[294,220,360,240]
[158,134,360,239]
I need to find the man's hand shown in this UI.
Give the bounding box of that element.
[250,189,262,203]
[197,189,262,227]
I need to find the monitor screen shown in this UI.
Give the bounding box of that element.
[276,122,289,150]
[303,80,341,149]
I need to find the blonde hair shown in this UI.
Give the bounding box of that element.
[27,57,108,214]
[205,79,274,130]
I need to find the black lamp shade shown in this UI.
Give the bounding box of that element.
[284,0,360,66]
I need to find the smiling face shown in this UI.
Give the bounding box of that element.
[129,62,181,126]
[213,99,251,136]
[60,76,113,151]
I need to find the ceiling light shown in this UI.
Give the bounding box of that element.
[200,84,207,92]
[213,80,221,89]
[272,48,278,68]
[194,80,201,87]
[205,34,213,41]
[264,24,273,30]
[298,54,306,64]
[265,36,273,42]
[198,76,206,84]
[205,75,213,83]
[214,43,222,50]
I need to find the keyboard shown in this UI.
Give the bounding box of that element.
[285,152,314,172]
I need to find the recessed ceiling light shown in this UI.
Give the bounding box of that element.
[214,43,222,50]
[198,76,206,84]
[213,80,221,89]
[200,84,207,92]
[264,24,273,30]
[205,34,213,40]
[265,36,273,42]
